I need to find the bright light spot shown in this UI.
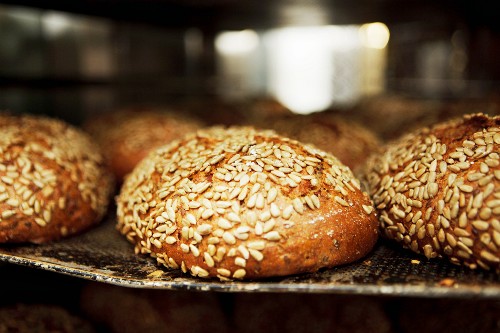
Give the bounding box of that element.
[215,24,389,110]
[360,22,390,49]
[265,27,336,114]
[215,30,262,100]
[215,30,259,55]
[42,11,73,37]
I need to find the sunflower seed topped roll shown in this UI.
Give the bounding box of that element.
[0,113,113,243]
[363,113,500,272]
[117,126,378,280]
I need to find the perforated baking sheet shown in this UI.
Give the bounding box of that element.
[0,214,498,298]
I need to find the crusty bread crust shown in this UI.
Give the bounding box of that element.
[117,126,378,280]
[84,107,203,181]
[363,113,500,272]
[0,113,113,243]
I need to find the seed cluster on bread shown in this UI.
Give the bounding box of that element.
[362,113,500,272]
[84,107,204,181]
[0,113,113,243]
[117,126,378,280]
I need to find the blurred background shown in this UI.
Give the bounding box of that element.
[0,0,498,124]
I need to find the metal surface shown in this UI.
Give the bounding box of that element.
[0,214,498,298]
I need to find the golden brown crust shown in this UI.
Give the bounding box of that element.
[116,126,378,280]
[362,113,500,272]
[84,107,204,181]
[0,113,113,243]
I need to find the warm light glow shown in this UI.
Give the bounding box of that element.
[360,22,390,49]
[215,30,259,55]
[215,24,389,110]
[215,30,263,100]
[42,11,73,37]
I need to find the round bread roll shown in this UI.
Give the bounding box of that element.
[0,113,113,243]
[239,97,294,125]
[362,113,500,272]
[84,107,204,181]
[255,112,382,172]
[116,126,378,280]
[348,94,442,141]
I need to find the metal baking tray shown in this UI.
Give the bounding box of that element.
[0,213,498,298]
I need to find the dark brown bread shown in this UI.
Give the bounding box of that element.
[254,112,382,172]
[80,282,229,333]
[0,303,97,333]
[347,94,442,141]
[84,107,204,181]
[183,97,293,127]
[362,113,500,272]
[396,298,500,333]
[116,126,378,280]
[0,113,113,243]
[231,293,393,333]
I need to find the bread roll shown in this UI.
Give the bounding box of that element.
[84,107,204,181]
[117,126,378,280]
[232,293,392,333]
[396,298,500,333]
[0,113,113,243]
[239,97,294,125]
[362,113,500,272]
[80,282,229,333]
[347,94,442,141]
[0,303,97,333]
[184,97,293,127]
[254,112,382,172]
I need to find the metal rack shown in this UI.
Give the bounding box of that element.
[0,214,498,298]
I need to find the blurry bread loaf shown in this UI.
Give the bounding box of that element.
[0,303,96,333]
[0,113,113,243]
[184,97,293,127]
[254,112,382,172]
[232,293,393,333]
[348,94,442,141]
[396,297,500,333]
[84,107,204,181]
[363,113,500,272]
[116,126,378,280]
[80,282,228,333]
[239,97,294,125]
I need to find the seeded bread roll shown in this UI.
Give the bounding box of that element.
[84,107,204,181]
[117,126,378,280]
[0,113,113,243]
[362,113,500,272]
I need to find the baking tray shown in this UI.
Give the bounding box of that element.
[0,213,498,298]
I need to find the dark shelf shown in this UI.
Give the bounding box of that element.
[1,0,496,30]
